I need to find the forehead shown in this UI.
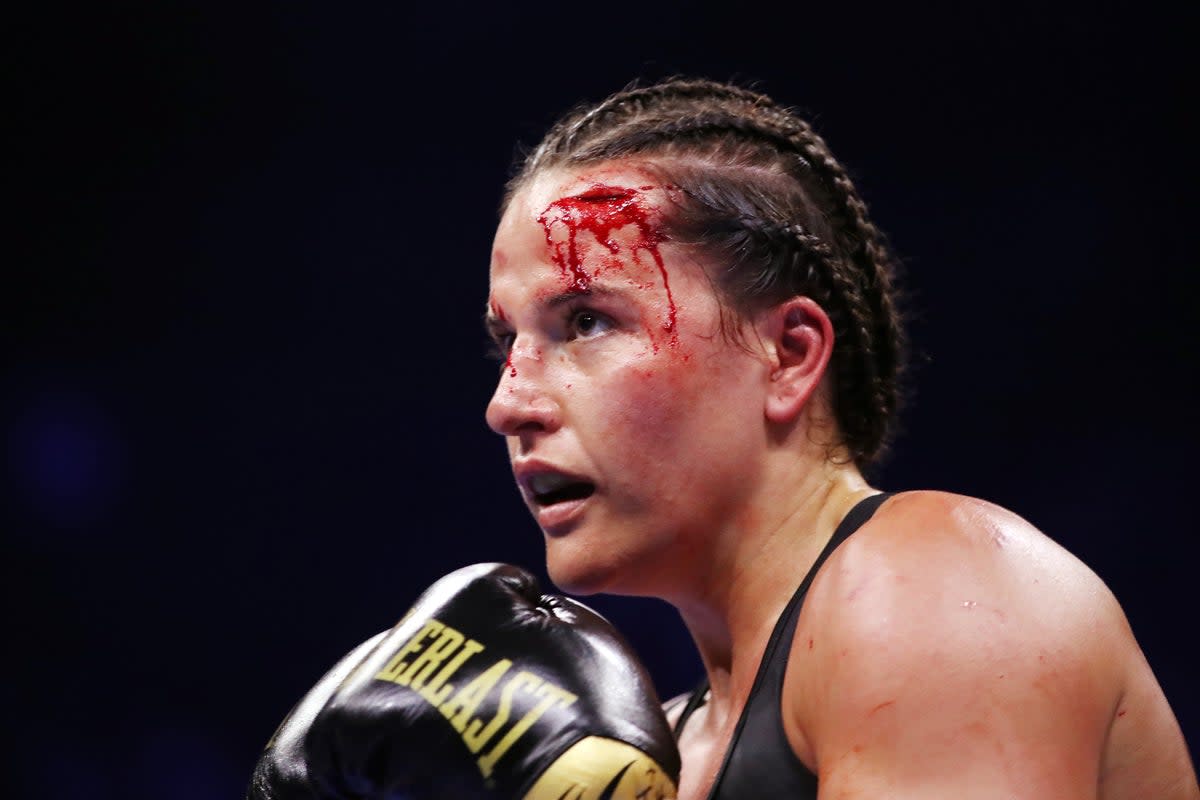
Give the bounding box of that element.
[488,163,698,333]
[495,163,662,245]
[492,162,682,292]
[493,163,677,284]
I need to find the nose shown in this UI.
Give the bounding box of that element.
[485,342,562,438]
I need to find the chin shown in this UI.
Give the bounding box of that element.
[544,536,659,598]
[545,553,612,597]
[542,542,619,597]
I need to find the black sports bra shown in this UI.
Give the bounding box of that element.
[672,492,892,799]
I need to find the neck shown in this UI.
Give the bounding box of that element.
[667,456,875,728]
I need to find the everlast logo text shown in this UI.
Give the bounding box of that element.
[374,618,579,778]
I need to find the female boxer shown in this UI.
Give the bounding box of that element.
[484,78,1198,799]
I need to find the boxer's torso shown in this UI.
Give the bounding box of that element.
[672,492,891,800]
[672,490,1197,800]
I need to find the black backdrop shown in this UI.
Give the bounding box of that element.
[9,3,1197,797]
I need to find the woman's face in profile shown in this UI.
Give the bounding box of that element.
[485,164,773,596]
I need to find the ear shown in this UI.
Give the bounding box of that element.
[760,297,834,424]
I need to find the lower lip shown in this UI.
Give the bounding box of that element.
[535,494,592,535]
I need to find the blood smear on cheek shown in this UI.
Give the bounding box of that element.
[537,184,678,346]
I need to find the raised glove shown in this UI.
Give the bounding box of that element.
[249,562,679,800]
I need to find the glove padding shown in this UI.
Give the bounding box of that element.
[247,631,388,800]
[249,563,679,800]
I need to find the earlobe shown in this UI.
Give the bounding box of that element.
[764,297,834,424]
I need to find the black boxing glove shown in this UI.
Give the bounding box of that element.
[303,562,679,799]
[247,631,389,799]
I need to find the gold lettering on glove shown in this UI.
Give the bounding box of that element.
[474,675,577,777]
[373,617,580,779]
[523,736,677,800]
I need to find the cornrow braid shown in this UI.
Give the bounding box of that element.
[779,119,905,446]
[530,79,772,166]
[508,78,907,467]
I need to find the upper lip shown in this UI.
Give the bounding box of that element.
[512,459,595,504]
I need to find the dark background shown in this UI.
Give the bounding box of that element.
[8,2,1196,797]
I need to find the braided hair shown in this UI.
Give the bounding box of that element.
[505,78,907,468]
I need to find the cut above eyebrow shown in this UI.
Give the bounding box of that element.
[568,185,639,203]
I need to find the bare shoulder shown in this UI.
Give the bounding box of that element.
[803,490,1130,659]
[783,491,1199,798]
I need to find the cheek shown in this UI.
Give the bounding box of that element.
[601,355,708,447]
[605,336,765,460]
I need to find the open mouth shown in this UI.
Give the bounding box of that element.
[528,474,596,506]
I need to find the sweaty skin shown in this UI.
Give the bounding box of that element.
[487,164,1199,800]
[787,493,1192,799]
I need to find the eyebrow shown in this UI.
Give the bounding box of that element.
[545,285,620,308]
[481,285,626,336]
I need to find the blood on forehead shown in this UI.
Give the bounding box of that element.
[536,183,678,342]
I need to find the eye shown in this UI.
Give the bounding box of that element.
[567,308,612,340]
[485,331,514,363]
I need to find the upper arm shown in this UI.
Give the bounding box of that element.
[1100,647,1200,800]
[790,493,1128,799]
